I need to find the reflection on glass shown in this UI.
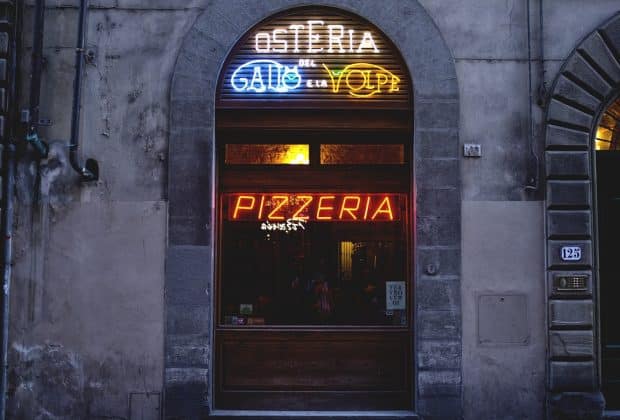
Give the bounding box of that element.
[320,144,404,164]
[220,216,408,326]
[226,144,309,164]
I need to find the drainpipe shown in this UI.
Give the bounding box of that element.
[69,0,98,181]
[0,1,22,418]
[525,0,540,191]
[0,143,15,420]
[24,0,48,159]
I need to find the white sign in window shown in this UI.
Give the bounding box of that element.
[386,281,406,310]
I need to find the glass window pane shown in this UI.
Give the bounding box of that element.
[597,127,613,141]
[320,144,404,164]
[220,193,408,327]
[596,140,611,151]
[226,144,309,165]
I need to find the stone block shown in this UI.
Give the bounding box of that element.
[553,76,601,113]
[165,334,210,368]
[546,124,590,148]
[547,99,593,130]
[415,101,459,130]
[417,216,461,247]
[545,151,590,178]
[548,391,605,420]
[547,210,592,238]
[418,370,461,397]
[547,240,592,268]
[416,129,459,159]
[417,310,461,340]
[165,367,208,388]
[165,246,212,305]
[169,127,212,157]
[546,180,591,208]
[601,17,620,61]
[166,304,210,335]
[172,72,217,103]
[417,340,460,370]
[415,159,459,189]
[168,214,212,248]
[579,33,620,85]
[418,278,460,311]
[550,331,594,359]
[417,396,462,420]
[549,361,596,391]
[563,54,613,99]
[549,300,593,329]
[170,98,213,130]
[0,32,7,55]
[417,247,460,277]
[416,188,460,218]
[164,367,208,418]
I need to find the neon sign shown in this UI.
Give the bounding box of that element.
[231,60,301,93]
[323,63,400,97]
[222,9,409,103]
[261,218,306,232]
[226,193,403,222]
[253,21,380,54]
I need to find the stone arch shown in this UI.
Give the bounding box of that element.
[544,11,620,418]
[166,1,461,418]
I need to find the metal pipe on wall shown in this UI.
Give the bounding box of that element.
[525,0,540,192]
[25,0,48,158]
[69,0,98,181]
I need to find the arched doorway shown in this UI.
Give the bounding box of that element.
[213,6,413,410]
[595,96,620,409]
[166,1,461,417]
[543,12,620,417]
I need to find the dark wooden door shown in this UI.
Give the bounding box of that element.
[598,151,620,409]
[215,329,412,410]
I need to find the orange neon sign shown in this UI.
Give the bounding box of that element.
[226,193,403,222]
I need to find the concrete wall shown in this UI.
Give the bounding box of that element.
[420,0,618,419]
[5,0,620,419]
[9,2,202,418]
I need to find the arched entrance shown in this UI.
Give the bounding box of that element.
[544,12,620,417]
[166,1,461,417]
[214,6,413,411]
[595,96,620,409]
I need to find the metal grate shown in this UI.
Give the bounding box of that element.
[554,275,588,292]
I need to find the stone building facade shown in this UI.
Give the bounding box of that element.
[2,0,620,419]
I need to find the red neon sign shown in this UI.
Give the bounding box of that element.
[226,193,403,222]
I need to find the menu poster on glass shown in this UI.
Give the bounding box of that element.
[386,281,406,310]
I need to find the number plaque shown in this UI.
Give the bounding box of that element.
[560,246,582,261]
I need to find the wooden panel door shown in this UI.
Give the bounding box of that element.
[215,330,412,410]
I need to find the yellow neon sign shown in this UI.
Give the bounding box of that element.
[323,63,400,98]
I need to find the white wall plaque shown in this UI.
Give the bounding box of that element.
[386,281,406,310]
[560,246,582,261]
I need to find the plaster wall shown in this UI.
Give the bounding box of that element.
[6,0,619,418]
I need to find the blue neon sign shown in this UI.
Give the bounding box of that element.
[231,60,302,93]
